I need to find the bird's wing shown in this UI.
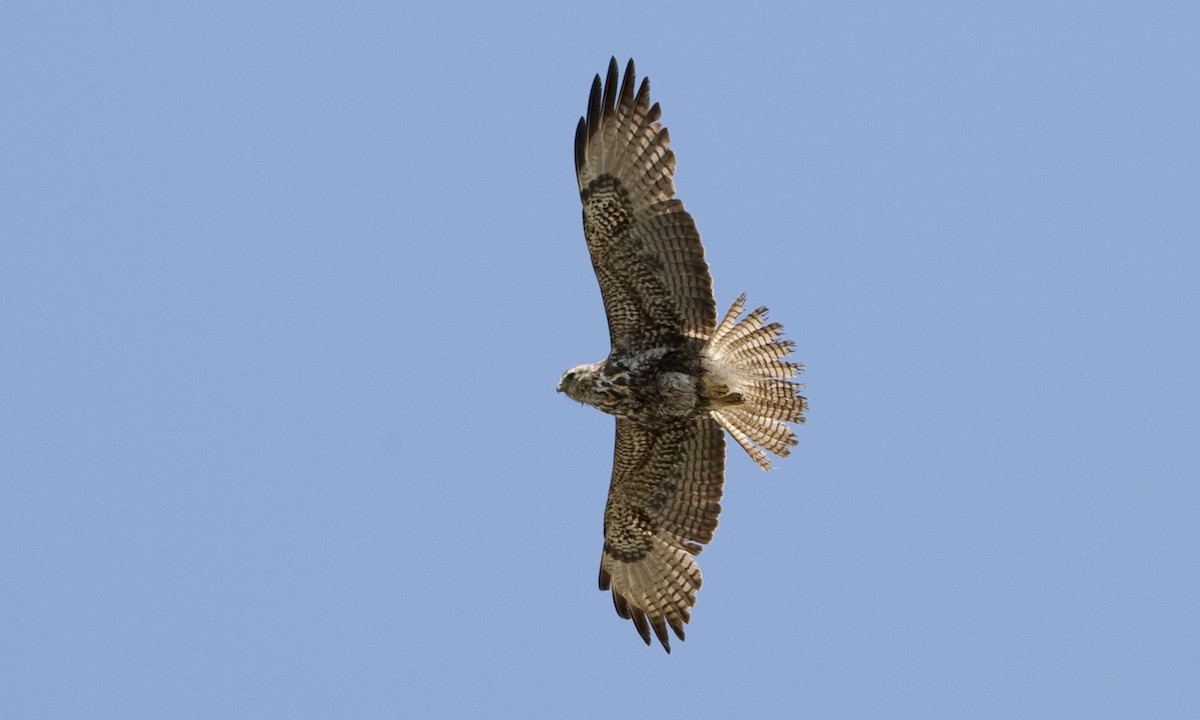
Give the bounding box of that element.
[576,58,717,352]
[599,415,725,652]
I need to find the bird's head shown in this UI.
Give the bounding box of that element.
[557,362,602,404]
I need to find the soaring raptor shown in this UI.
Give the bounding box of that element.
[558,58,808,652]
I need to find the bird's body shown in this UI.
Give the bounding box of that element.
[560,58,807,652]
[559,344,704,423]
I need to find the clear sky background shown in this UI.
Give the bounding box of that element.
[3,2,1198,718]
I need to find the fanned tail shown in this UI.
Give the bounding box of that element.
[702,295,807,470]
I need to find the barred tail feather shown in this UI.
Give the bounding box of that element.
[703,295,807,470]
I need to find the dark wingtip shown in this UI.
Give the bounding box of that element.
[631,611,652,646]
[602,57,620,115]
[651,618,672,652]
[574,116,588,180]
[585,72,602,145]
[646,100,661,124]
[579,58,645,185]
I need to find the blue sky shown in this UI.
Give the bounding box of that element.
[3,1,1198,717]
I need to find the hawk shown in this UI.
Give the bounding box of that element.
[558,58,808,652]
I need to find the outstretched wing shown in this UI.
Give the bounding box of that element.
[576,58,717,352]
[599,416,725,652]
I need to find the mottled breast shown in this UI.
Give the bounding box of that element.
[600,345,705,424]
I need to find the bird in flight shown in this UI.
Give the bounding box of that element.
[558,58,807,652]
